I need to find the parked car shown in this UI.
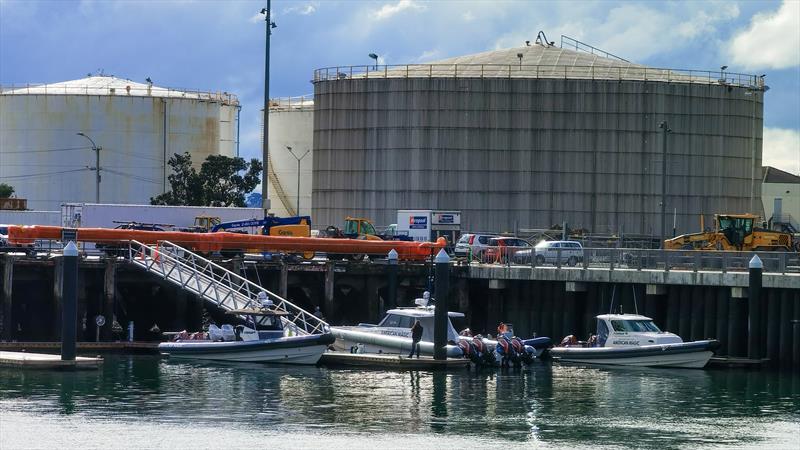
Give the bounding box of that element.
[482,237,532,263]
[514,240,584,266]
[454,233,499,259]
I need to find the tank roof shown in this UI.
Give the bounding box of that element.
[1,75,239,105]
[314,43,761,88]
[428,43,637,69]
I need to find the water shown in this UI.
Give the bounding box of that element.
[0,356,798,449]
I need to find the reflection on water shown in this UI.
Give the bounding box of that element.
[0,356,798,449]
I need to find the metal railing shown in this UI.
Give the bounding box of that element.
[126,240,328,335]
[313,64,761,89]
[0,83,239,105]
[269,95,314,111]
[469,245,800,274]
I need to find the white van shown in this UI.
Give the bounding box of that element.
[531,240,584,266]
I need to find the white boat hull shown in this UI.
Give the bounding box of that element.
[159,334,334,365]
[331,327,464,357]
[549,340,719,369]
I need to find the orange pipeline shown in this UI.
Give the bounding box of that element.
[7,226,446,261]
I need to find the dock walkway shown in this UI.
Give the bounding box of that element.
[0,351,102,369]
[319,352,470,370]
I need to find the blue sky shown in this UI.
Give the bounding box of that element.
[1,0,798,174]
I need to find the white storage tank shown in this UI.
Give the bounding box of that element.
[0,75,240,211]
[266,96,314,217]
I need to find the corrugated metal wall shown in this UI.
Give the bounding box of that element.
[312,77,762,235]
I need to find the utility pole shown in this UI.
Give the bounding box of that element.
[659,121,671,248]
[77,132,101,203]
[260,1,275,214]
[286,146,310,216]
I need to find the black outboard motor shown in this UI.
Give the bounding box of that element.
[510,336,535,365]
[495,335,519,367]
[472,336,498,367]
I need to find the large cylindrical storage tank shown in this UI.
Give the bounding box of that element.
[0,76,239,211]
[266,96,314,217]
[312,44,764,237]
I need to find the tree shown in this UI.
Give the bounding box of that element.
[151,153,263,207]
[0,183,15,198]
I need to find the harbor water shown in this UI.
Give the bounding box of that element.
[0,356,798,449]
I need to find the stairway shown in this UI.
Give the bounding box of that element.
[125,240,327,336]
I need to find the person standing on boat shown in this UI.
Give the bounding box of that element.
[408,320,423,358]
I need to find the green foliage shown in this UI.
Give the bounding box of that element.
[151,153,263,207]
[0,183,14,198]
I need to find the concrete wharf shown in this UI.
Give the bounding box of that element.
[1,250,799,368]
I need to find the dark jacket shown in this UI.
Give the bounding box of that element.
[411,322,423,341]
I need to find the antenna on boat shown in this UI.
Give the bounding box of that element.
[608,285,617,314]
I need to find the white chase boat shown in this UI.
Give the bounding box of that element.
[159,307,335,365]
[548,314,719,368]
[331,296,550,365]
[331,298,466,358]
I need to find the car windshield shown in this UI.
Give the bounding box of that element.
[610,320,661,333]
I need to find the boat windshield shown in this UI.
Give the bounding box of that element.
[379,314,415,328]
[610,320,661,333]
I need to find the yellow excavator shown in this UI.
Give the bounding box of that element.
[664,213,795,251]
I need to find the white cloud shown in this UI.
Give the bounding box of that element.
[415,49,440,62]
[283,3,317,16]
[372,0,426,21]
[727,1,800,70]
[763,127,800,175]
[462,11,475,22]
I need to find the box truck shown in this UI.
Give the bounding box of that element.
[396,210,461,246]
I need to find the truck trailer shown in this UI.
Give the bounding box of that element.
[396,210,461,247]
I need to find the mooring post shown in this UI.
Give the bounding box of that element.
[386,249,398,314]
[433,249,450,360]
[2,256,14,341]
[61,242,78,361]
[53,256,64,340]
[748,254,762,360]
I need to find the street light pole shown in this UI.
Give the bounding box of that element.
[658,121,672,248]
[286,146,310,215]
[77,132,101,203]
[260,1,276,214]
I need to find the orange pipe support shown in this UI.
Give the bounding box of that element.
[8,226,445,261]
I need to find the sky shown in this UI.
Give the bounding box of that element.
[1,0,798,175]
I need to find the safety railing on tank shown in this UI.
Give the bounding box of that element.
[125,240,329,336]
[269,94,314,111]
[313,64,762,89]
[0,83,239,105]
[469,245,800,274]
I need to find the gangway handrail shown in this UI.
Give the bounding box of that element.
[126,240,328,336]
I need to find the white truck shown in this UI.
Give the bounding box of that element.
[61,203,262,230]
[396,210,461,246]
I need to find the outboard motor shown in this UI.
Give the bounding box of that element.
[511,336,535,365]
[472,336,497,367]
[495,335,518,367]
[457,340,481,366]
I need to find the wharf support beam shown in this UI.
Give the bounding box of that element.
[1,256,13,340]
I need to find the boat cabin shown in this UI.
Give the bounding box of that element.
[227,308,292,341]
[375,306,464,343]
[595,314,682,347]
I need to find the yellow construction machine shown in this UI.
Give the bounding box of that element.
[664,213,795,251]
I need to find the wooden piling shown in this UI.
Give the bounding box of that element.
[2,256,14,341]
[779,289,792,368]
[716,287,729,355]
[691,287,704,341]
[766,289,780,365]
[102,260,115,341]
[666,285,680,334]
[679,286,692,340]
[279,262,288,299]
[703,287,715,339]
[728,295,745,357]
[324,262,335,320]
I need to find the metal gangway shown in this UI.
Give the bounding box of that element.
[125,240,328,336]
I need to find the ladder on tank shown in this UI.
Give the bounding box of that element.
[125,240,328,336]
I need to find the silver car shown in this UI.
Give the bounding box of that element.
[454,233,499,259]
[515,240,584,266]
